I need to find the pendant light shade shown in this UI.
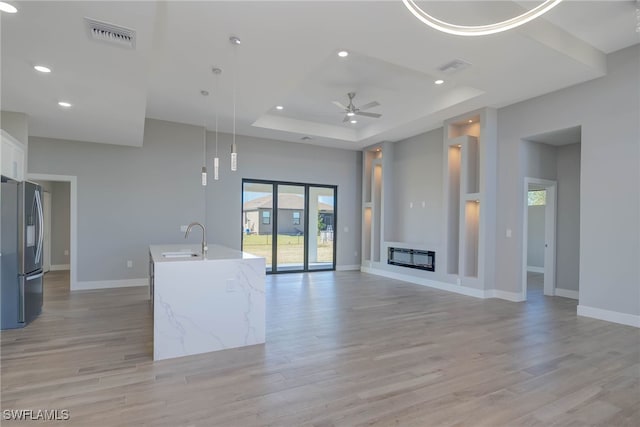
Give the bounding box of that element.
[231,143,237,171]
[213,157,219,180]
[201,166,207,186]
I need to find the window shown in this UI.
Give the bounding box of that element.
[528,190,546,206]
[262,210,271,224]
[292,211,300,225]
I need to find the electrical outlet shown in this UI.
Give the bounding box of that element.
[127,260,133,268]
[354,251,358,257]
[64,249,69,256]
[226,279,236,292]
[456,277,461,285]
[343,226,349,233]
[409,202,413,208]
[506,228,512,238]
[180,225,188,232]
[422,201,426,208]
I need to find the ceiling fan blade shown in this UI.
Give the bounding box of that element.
[356,111,382,118]
[332,101,348,110]
[359,101,380,111]
[343,115,350,123]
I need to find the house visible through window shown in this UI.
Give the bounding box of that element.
[528,190,546,206]
[262,210,271,224]
[293,211,300,225]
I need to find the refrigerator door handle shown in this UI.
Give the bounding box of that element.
[34,190,44,264]
[26,272,44,281]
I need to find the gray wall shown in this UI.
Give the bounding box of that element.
[556,143,581,291]
[205,132,361,267]
[496,45,639,316]
[28,119,361,283]
[527,205,545,268]
[390,128,444,245]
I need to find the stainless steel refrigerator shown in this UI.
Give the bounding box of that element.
[1,179,44,329]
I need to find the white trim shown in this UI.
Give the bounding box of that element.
[555,288,579,300]
[486,289,526,302]
[361,267,486,299]
[75,278,148,291]
[50,264,70,271]
[336,264,360,271]
[577,305,640,328]
[527,266,544,273]
[27,173,78,291]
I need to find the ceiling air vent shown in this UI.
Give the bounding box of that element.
[85,17,136,49]
[437,59,472,75]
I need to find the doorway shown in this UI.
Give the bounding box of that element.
[28,173,77,290]
[522,178,557,300]
[242,179,337,273]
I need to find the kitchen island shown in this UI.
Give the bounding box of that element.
[149,244,265,361]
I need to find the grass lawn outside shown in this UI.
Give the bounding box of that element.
[242,234,334,266]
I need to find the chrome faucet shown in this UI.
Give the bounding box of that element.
[185,222,207,255]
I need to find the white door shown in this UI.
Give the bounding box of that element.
[43,191,52,273]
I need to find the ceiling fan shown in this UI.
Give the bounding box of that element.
[332,92,382,123]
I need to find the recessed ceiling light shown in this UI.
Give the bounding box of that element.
[276,105,284,110]
[376,148,381,152]
[457,144,462,148]
[350,119,357,124]
[0,2,17,13]
[58,101,72,108]
[468,119,473,123]
[34,65,51,73]
[346,112,355,117]
[337,50,349,58]
[434,79,444,85]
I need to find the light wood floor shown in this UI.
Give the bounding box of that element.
[1,270,638,426]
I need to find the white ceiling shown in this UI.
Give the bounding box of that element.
[1,1,638,150]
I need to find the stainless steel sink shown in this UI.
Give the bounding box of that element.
[162,251,199,258]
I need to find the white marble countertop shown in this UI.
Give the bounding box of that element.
[149,244,262,263]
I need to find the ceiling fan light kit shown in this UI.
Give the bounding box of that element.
[401,0,564,36]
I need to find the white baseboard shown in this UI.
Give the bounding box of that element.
[74,278,148,291]
[361,267,528,302]
[361,267,486,299]
[336,264,360,271]
[577,305,640,328]
[50,264,70,271]
[527,266,544,273]
[555,288,579,300]
[486,289,525,302]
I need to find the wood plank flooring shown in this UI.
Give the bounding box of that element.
[1,270,638,426]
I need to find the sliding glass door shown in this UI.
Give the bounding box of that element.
[242,179,336,273]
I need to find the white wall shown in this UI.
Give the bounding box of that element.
[527,205,545,268]
[51,181,71,266]
[28,119,361,283]
[496,45,639,318]
[1,111,29,169]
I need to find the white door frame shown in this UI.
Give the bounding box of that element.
[27,173,78,291]
[522,177,557,300]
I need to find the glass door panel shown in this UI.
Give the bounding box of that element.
[242,182,273,272]
[276,184,305,272]
[308,186,335,270]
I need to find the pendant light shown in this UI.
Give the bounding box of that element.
[200,90,209,186]
[401,0,563,36]
[230,36,240,171]
[212,67,222,180]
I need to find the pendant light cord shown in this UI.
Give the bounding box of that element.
[232,44,237,148]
